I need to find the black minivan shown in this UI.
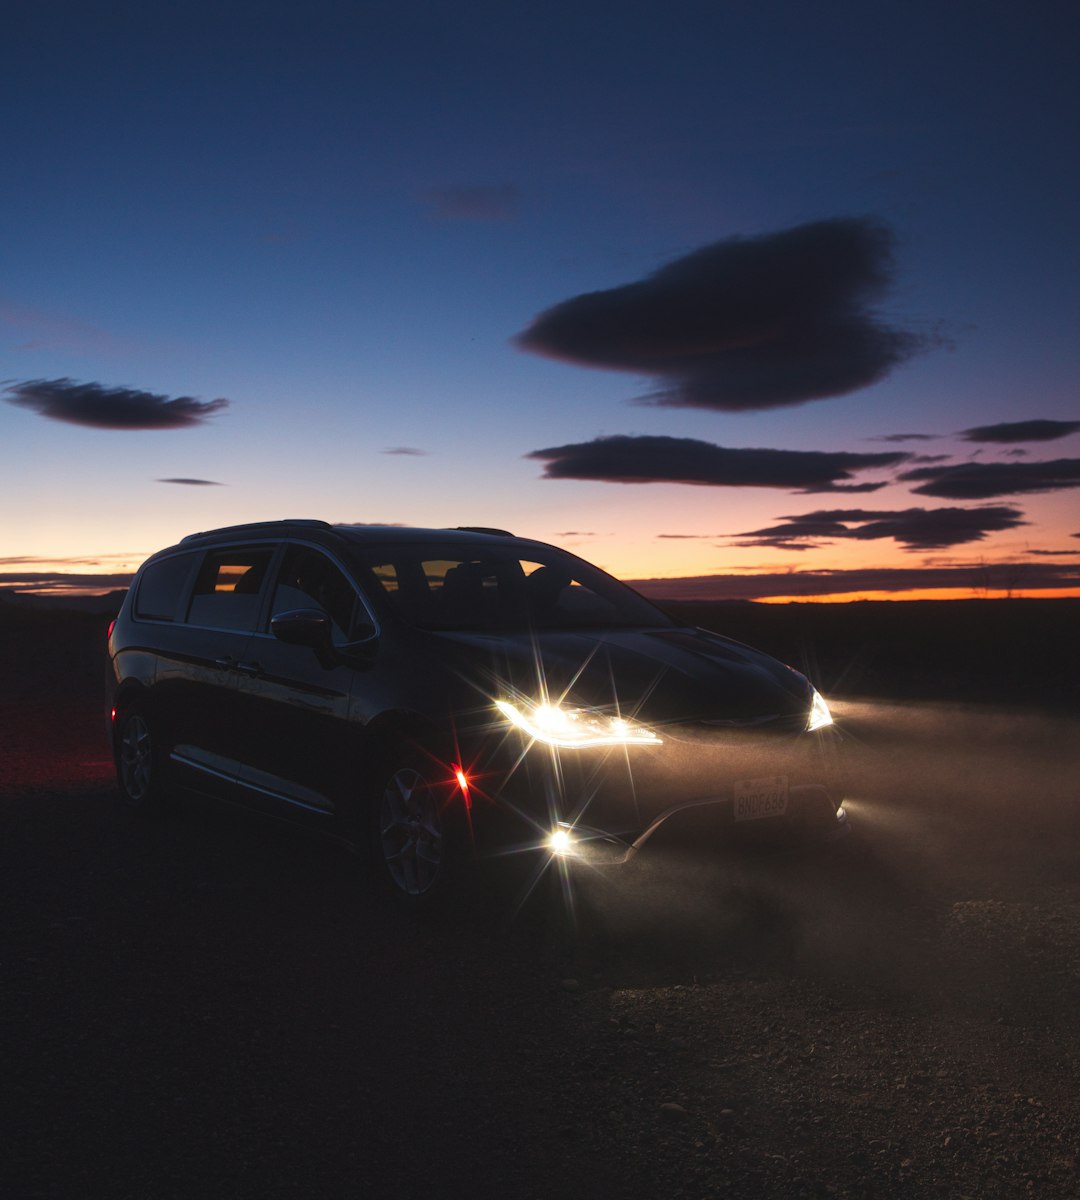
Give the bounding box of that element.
[108,520,848,905]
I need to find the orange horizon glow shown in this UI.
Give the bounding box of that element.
[5,530,1079,607]
[8,583,1080,605]
[754,587,1080,604]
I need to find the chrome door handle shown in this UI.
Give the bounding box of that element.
[235,660,264,677]
[214,656,235,669]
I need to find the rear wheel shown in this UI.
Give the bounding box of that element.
[115,709,165,812]
[373,758,455,908]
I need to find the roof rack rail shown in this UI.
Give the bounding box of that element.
[449,526,516,537]
[180,519,335,543]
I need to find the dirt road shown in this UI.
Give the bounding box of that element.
[3,628,1080,1196]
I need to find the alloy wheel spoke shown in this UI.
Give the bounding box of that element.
[380,767,444,895]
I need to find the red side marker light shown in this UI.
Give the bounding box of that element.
[454,767,471,810]
[107,619,116,640]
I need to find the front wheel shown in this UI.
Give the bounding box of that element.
[373,760,456,908]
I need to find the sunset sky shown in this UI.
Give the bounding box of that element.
[3,1,1078,602]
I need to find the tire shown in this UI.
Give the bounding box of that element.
[372,756,459,909]
[115,708,166,813]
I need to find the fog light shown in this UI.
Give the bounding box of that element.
[547,828,575,856]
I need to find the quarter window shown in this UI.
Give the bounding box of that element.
[133,552,199,621]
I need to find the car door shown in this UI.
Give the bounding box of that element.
[163,543,277,796]
[228,543,373,819]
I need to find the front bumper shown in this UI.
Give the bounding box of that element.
[468,717,849,864]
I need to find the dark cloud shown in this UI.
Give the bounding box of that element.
[381,446,429,456]
[0,571,133,591]
[732,505,1027,551]
[527,434,908,493]
[899,459,1080,499]
[960,419,1080,443]
[739,539,822,553]
[626,562,1080,602]
[156,478,224,486]
[3,378,228,430]
[872,432,937,442]
[517,217,932,411]
[425,184,519,221]
[1030,548,1080,556]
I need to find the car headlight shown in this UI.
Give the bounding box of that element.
[807,689,833,731]
[495,699,662,748]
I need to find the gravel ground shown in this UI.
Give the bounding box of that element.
[3,611,1080,1198]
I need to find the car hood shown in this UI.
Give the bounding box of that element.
[428,625,812,726]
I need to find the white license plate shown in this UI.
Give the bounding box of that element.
[733,775,789,822]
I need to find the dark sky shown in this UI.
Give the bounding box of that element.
[3,1,1078,599]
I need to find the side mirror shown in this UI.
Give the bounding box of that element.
[271,608,332,649]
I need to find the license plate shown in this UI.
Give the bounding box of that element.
[733,775,789,822]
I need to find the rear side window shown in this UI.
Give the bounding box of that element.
[186,547,275,631]
[133,552,199,621]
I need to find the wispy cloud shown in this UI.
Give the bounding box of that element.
[381,446,429,456]
[4,378,229,430]
[0,553,140,570]
[528,434,908,493]
[425,184,520,221]
[0,571,133,592]
[517,217,935,411]
[899,458,1080,499]
[157,477,225,486]
[0,299,128,355]
[730,505,1027,551]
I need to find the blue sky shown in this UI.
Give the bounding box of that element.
[3,0,1079,600]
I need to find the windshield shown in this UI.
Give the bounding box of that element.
[347,541,675,632]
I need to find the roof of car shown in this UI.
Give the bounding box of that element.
[174,519,525,550]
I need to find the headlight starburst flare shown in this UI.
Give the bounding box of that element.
[807,689,834,731]
[495,698,662,748]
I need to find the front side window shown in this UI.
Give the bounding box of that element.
[269,546,359,644]
[186,547,275,631]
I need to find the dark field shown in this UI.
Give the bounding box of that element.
[665,596,1080,712]
[3,599,1079,1198]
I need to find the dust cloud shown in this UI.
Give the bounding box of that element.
[553,698,1080,1006]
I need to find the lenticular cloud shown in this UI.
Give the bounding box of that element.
[517,217,931,411]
